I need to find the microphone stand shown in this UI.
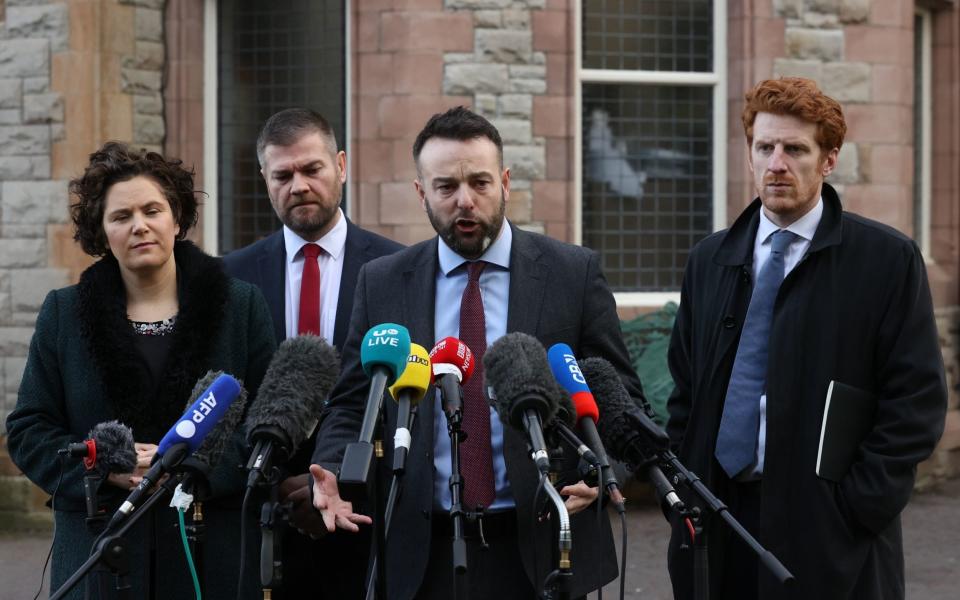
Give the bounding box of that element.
[51,475,180,600]
[658,451,795,599]
[445,404,469,600]
[366,399,419,600]
[539,477,572,600]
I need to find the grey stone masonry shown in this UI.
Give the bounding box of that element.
[1,180,69,224]
[785,28,844,61]
[122,2,167,148]
[0,39,50,77]
[0,0,74,442]
[0,79,22,108]
[0,239,46,268]
[771,0,878,195]
[4,4,69,52]
[442,0,550,229]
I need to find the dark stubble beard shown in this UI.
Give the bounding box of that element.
[424,192,506,260]
[282,185,342,240]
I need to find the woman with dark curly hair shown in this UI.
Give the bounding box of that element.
[6,142,277,599]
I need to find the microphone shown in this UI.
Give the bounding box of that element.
[388,343,432,474]
[483,332,563,476]
[428,337,475,418]
[178,371,250,499]
[59,421,137,476]
[547,344,623,505]
[581,356,679,511]
[106,372,242,531]
[244,335,341,488]
[338,323,411,502]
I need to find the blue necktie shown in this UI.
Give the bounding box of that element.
[715,229,796,478]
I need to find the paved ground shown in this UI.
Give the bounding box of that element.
[2,478,957,599]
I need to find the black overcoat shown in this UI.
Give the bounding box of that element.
[666,184,947,599]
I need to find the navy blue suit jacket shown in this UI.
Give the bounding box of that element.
[223,218,403,348]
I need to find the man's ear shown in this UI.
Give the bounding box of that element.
[821,147,839,177]
[414,178,427,212]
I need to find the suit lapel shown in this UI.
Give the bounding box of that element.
[506,226,548,336]
[335,220,367,350]
[258,231,286,344]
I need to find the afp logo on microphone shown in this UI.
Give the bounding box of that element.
[174,390,218,439]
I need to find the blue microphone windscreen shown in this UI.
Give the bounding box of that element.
[158,373,242,456]
[360,323,411,384]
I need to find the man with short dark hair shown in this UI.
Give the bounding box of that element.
[666,78,947,599]
[224,108,402,599]
[309,106,645,599]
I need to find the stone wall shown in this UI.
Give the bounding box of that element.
[0,0,168,528]
[0,0,70,436]
[351,0,572,244]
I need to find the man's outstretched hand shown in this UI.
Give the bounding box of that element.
[309,464,373,533]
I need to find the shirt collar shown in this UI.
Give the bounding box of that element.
[283,208,347,262]
[437,220,513,276]
[757,197,823,245]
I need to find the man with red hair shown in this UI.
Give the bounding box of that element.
[666,77,947,599]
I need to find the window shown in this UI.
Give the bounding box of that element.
[210,0,346,254]
[576,0,726,301]
[914,9,932,257]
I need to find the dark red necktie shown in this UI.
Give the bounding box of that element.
[298,243,321,336]
[459,261,495,509]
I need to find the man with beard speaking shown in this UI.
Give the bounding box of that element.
[307,106,645,599]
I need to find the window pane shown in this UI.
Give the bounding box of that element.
[583,0,712,72]
[582,84,713,292]
[217,0,345,254]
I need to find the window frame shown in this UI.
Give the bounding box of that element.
[915,7,933,259]
[201,0,353,256]
[573,0,727,306]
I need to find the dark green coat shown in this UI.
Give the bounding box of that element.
[6,241,277,599]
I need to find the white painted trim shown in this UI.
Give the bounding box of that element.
[573,1,583,245]
[918,8,933,258]
[573,1,726,304]
[712,0,727,231]
[614,292,682,307]
[344,1,354,221]
[580,69,719,86]
[202,0,218,255]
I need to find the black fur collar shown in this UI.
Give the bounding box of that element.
[77,241,229,441]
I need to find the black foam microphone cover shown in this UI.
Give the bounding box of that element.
[245,335,341,456]
[87,421,137,476]
[483,332,561,429]
[580,356,669,468]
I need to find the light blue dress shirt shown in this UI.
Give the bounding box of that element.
[431,223,515,510]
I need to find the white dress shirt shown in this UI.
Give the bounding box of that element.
[282,208,347,345]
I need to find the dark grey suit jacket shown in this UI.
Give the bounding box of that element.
[313,224,645,600]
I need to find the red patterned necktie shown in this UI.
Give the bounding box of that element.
[459,261,495,509]
[298,243,322,336]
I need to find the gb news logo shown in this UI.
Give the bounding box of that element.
[174,389,218,439]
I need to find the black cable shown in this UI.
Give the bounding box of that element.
[595,464,603,600]
[236,486,253,600]
[619,509,628,600]
[35,455,65,600]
